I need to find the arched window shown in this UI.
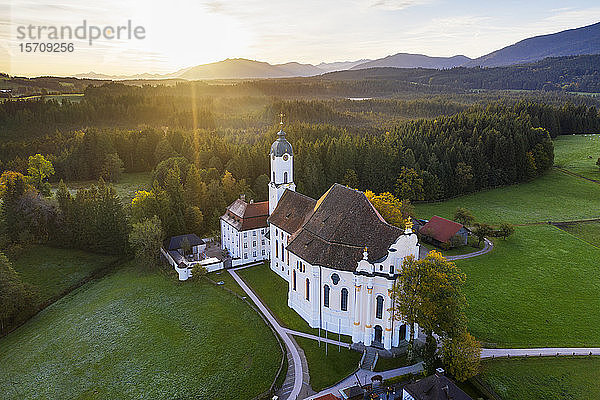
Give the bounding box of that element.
[376,295,384,319]
[284,172,288,183]
[275,240,279,258]
[323,285,330,307]
[306,279,310,301]
[293,270,296,291]
[272,171,275,181]
[281,243,285,262]
[341,288,348,311]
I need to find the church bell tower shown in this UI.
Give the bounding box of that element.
[269,113,295,215]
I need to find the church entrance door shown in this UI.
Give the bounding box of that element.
[399,324,407,341]
[374,325,383,345]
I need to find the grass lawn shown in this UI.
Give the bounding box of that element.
[12,245,117,305]
[0,264,282,400]
[207,269,246,297]
[51,172,151,204]
[294,336,362,392]
[237,263,352,342]
[373,354,411,372]
[414,169,600,225]
[555,220,600,248]
[554,134,600,180]
[480,356,600,400]
[455,224,600,348]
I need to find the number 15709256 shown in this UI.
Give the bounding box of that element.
[19,42,74,52]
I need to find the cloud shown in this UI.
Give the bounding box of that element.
[368,0,432,11]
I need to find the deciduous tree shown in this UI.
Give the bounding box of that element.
[128,216,163,269]
[441,332,481,382]
[453,207,475,227]
[26,154,54,196]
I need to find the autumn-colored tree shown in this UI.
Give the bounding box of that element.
[26,154,54,196]
[441,332,481,382]
[364,190,409,228]
[391,251,467,360]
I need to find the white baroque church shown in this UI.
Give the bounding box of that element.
[221,121,420,350]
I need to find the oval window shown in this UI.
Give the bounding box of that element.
[331,273,340,285]
[283,154,289,161]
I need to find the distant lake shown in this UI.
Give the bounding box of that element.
[346,97,372,101]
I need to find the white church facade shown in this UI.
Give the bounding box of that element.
[221,121,420,350]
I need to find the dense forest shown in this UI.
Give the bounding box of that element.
[1,72,598,333]
[0,79,598,251]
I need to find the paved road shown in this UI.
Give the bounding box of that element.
[305,362,424,400]
[228,267,305,400]
[481,347,600,358]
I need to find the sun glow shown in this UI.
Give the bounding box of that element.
[134,2,255,72]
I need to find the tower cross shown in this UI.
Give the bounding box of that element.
[279,112,285,126]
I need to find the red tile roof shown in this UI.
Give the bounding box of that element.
[221,199,269,231]
[419,216,463,243]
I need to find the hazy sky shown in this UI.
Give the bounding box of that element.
[1,0,600,77]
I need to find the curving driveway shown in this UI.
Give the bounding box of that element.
[228,266,306,400]
[446,238,494,260]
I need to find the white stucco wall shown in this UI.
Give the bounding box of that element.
[221,220,269,264]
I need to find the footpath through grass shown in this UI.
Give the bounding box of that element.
[415,169,600,224]
[481,356,600,400]
[456,224,600,348]
[12,245,116,305]
[0,264,282,400]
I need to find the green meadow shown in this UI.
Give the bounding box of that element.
[0,264,282,400]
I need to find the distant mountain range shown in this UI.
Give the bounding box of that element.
[75,21,600,80]
[351,53,471,70]
[465,21,600,67]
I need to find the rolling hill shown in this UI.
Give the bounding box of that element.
[173,58,324,80]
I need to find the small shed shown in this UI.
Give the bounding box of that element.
[163,234,206,257]
[418,216,469,247]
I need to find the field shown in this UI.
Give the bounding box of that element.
[555,220,600,248]
[0,264,282,400]
[11,245,117,304]
[455,224,600,348]
[481,356,600,400]
[414,169,600,225]
[294,336,361,392]
[51,172,151,204]
[554,134,600,180]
